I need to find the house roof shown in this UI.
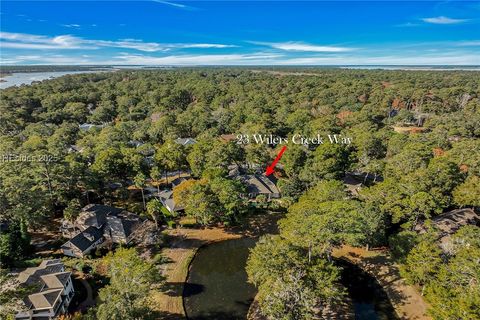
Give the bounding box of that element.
[171,177,188,187]
[77,204,124,228]
[220,134,237,142]
[39,259,63,268]
[40,272,71,289]
[415,208,479,236]
[174,137,196,146]
[27,289,63,310]
[67,145,84,153]
[18,262,65,285]
[128,140,144,148]
[106,212,142,240]
[62,225,103,253]
[237,174,280,196]
[158,190,184,212]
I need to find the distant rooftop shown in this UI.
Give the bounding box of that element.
[174,137,196,146]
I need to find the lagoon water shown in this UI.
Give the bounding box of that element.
[184,238,257,320]
[0,71,99,89]
[184,238,398,320]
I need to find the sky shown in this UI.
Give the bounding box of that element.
[0,1,479,65]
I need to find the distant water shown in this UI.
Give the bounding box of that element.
[0,71,100,89]
[340,65,480,71]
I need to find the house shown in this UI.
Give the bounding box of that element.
[67,145,84,153]
[128,140,144,148]
[61,204,142,258]
[158,190,184,214]
[219,134,237,143]
[104,211,144,244]
[415,208,480,252]
[156,177,190,214]
[79,123,103,131]
[61,204,123,238]
[15,259,74,320]
[171,177,189,187]
[61,226,104,258]
[236,174,280,200]
[174,137,196,146]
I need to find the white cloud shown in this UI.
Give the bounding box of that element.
[275,53,480,66]
[2,51,479,66]
[456,40,480,46]
[422,16,468,24]
[112,53,282,65]
[152,0,187,8]
[61,24,81,28]
[250,41,355,52]
[0,33,89,49]
[151,0,197,10]
[0,32,236,52]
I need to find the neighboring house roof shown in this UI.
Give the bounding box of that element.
[158,190,184,212]
[237,174,280,197]
[174,137,197,146]
[227,164,240,177]
[415,208,479,237]
[39,259,63,268]
[67,145,84,153]
[40,272,72,290]
[62,225,103,253]
[171,177,188,187]
[77,204,124,228]
[27,289,63,310]
[128,140,144,148]
[220,134,237,142]
[18,260,65,285]
[62,204,143,255]
[16,259,73,319]
[79,123,101,131]
[106,212,142,242]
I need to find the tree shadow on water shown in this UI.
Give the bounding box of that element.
[183,282,205,297]
[161,282,205,297]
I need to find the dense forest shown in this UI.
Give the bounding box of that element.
[0,68,479,319]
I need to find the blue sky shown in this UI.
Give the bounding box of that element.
[0,1,479,65]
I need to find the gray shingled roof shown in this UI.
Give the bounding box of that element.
[174,137,197,146]
[27,289,63,309]
[79,204,124,228]
[18,262,65,285]
[40,272,71,289]
[158,190,184,212]
[237,174,280,197]
[106,212,142,241]
[62,225,103,253]
[415,208,479,236]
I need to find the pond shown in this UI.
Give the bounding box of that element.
[184,238,257,320]
[337,259,398,320]
[184,238,398,320]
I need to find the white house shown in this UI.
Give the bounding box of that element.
[16,259,75,320]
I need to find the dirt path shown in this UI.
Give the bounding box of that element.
[333,246,432,320]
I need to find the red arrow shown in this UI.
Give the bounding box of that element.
[265,146,287,176]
